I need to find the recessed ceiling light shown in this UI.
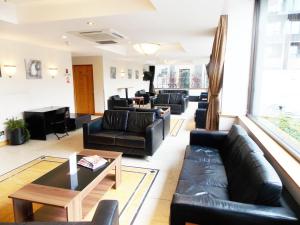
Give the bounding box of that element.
[87,21,95,26]
[61,35,68,39]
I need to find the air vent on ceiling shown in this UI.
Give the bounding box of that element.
[96,40,118,44]
[75,29,126,44]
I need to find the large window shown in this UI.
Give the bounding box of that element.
[154,64,208,89]
[251,0,300,160]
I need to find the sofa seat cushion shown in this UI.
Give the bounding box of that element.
[185,145,223,165]
[180,159,228,188]
[102,110,128,131]
[176,180,229,200]
[115,132,145,148]
[127,112,155,133]
[88,131,124,145]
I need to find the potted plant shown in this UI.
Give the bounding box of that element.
[4,117,30,145]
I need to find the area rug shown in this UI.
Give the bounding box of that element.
[0,156,159,225]
[170,118,185,136]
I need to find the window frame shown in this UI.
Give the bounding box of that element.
[247,0,300,163]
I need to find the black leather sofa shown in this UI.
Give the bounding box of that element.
[170,125,299,225]
[199,92,208,101]
[151,93,186,114]
[113,106,170,139]
[107,95,133,110]
[135,89,151,105]
[83,110,163,156]
[159,89,189,109]
[195,101,208,129]
[0,201,119,225]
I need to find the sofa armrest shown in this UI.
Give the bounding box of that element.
[83,118,103,136]
[171,194,298,225]
[190,130,227,149]
[145,119,164,156]
[195,109,207,129]
[92,200,119,225]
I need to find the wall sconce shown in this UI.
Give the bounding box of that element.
[48,67,58,78]
[3,65,16,78]
[120,70,125,78]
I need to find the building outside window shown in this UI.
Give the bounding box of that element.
[154,64,208,89]
[250,0,300,159]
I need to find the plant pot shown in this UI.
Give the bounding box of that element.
[7,128,26,145]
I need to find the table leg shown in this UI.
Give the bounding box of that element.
[67,197,82,221]
[12,198,33,222]
[114,157,121,189]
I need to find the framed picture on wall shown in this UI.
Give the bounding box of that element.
[135,70,139,79]
[110,66,116,79]
[25,59,42,79]
[128,69,132,79]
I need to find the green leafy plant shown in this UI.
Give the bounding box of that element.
[4,117,30,141]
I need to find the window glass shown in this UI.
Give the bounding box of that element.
[251,0,300,158]
[154,64,208,89]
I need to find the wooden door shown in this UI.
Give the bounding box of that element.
[72,65,95,114]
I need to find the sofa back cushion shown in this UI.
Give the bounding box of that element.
[111,95,120,101]
[102,110,128,131]
[169,94,183,104]
[113,106,136,111]
[224,135,263,180]
[136,108,160,118]
[127,112,155,133]
[157,94,170,104]
[228,151,282,206]
[224,124,248,150]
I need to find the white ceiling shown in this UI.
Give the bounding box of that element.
[0,0,226,64]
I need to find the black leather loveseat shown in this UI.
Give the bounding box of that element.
[0,201,119,225]
[170,125,299,225]
[159,89,189,109]
[151,93,186,114]
[113,106,170,139]
[83,110,163,156]
[107,95,133,110]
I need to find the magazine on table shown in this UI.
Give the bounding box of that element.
[77,155,108,170]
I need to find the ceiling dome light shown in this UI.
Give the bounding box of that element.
[87,21,95,26]
[133,43,160,55]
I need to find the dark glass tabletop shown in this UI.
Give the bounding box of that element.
[33,155,112,191]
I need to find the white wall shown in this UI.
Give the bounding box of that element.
[221,0,255,116]
[0,39,74,142]
[72,56,105,113]
[102,57,148,109]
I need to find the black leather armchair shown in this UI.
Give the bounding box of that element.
[107,95,133,110]
[195,101,208,129]
[135,89,151,104]
[170,125,299,225]
[83,110,163,156]
[199,92,208,102]
[0,200,119,225]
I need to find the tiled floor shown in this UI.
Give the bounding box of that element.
[0,102,198,225]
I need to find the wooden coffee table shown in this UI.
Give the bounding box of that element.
[9,150,122,222]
